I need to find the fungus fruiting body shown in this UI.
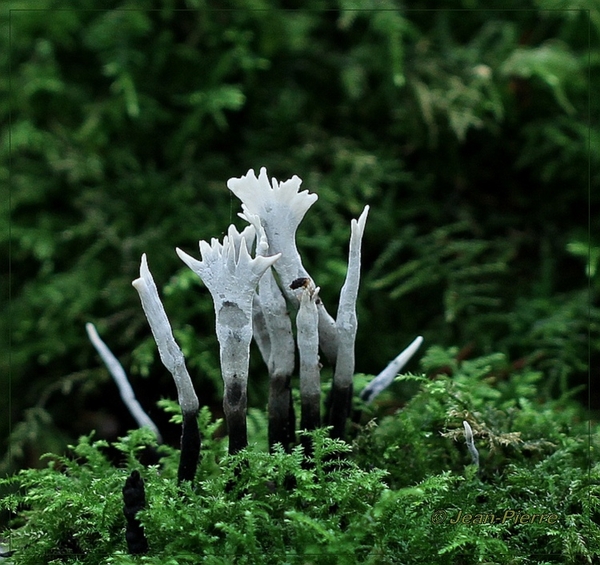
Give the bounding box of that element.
[296,282,322,435]
[228,168,339,364]
[132,253,200,482]
[328,206,369,439]
[86,322,162,443]
[88,167,422,477]
[176,225,280,454]
[360,336,424,404]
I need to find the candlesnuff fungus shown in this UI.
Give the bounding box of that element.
[228,168,339,364]
[132,254,200,483]
[85,322,162,443]
[95,168,424,472]
[463,420,480,467]
[258,268,297,451]
[327,206,369,440]
[176,225,280,454]
[244,210,296,451]
[359,336,424,404]
[296,282,321,437]
[122,470,148,555]
[227,168,315,298]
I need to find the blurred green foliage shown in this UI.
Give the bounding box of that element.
[1,1,598,471]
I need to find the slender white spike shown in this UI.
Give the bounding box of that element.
[132,254,199,417]
[360,336,424,403]
[86,322,162,442]
[463,420,480,467]
[334,205,370,388]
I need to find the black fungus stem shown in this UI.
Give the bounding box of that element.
[178,411,201,483]
[300,393,321,432]
[268,374,296,452]
[224,388,248,455]
[122,470,148,555]
[326,383,353,441]
[300,393,321,457]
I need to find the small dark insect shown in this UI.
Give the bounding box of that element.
[290,277,310,290]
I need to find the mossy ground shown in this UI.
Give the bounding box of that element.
[2,347,598,565]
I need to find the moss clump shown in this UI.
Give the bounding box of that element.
[2,348,599,564]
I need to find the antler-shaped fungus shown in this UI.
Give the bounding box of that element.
[176,225,280,454]
[228,168,339,364]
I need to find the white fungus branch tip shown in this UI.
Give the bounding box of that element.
[360,336,424,403]
[132,253,199,416]
[86,322,162,442]
[334,205,370,388]
[463,420,480,467]
[228,168,316,299]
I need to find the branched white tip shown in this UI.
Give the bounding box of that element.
[360,336,424,403]
[463,420,480,467]
[176,224,280,308]
[228,168,316,297]
[177,227,280,389]
[132,253,199,416]
[85,322,162,442]
[227,167,318,230]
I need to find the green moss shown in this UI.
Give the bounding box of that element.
[2,348,598,564]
